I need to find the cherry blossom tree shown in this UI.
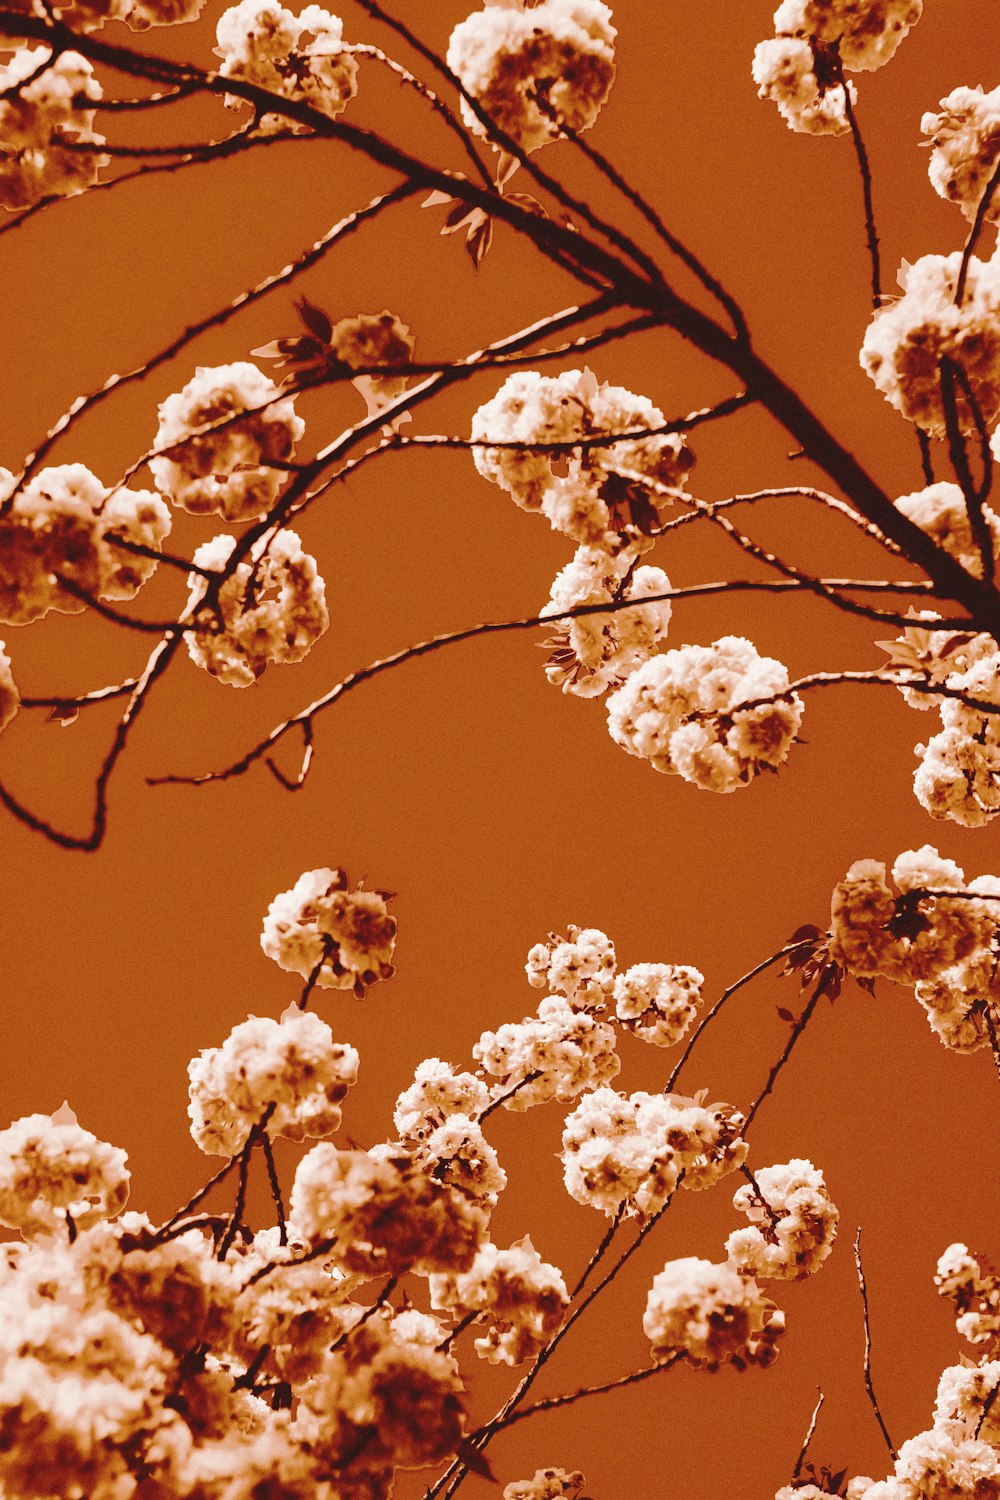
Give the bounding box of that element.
[1,0,1000,1496]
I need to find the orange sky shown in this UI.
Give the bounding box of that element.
[1,2,999,1494]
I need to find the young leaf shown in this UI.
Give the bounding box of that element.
[295,297,333,346]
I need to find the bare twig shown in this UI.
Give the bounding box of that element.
[854,1227,897,1460]
[841,83,881,309]
[791,1389,825,1481]
[744,971,832,1133]
[482,1355,682,1434]
[667,943,798,1092]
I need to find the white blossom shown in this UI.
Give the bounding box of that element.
[914,650,1000,827]
[606,635,803,791]
[0,464,170,625]
[936,1243,1000,1353]
[473,995,620,1109]
[471,368,692,549]
[216,0,359,130]
[726,1158,839,1280]
[613,962,703,1047]
[150,362,304,520]
[922,84,1000,224]
[771,0,922,72]
[0,1108,130,1241]
[540,546,673,697]
[187,1007,360,1155]
[504,1471,586,1500]
[260,867,397,996]
[429,1236,568,1365]
[643,1257,785,1369]
[935,1361,1000,1444]
[828,847,997,989]
[560,1087,747,1218]
[525,925,617,1008]
[185,529,329,687]
[447,0,616,154]
[393,1059,490,1142]
[414,1115,507,1210]
[860,252,1000,438]
[894,483,1000,581]
[0,49,108,211]
[752,37,853,136]
[289,1144,487,1274]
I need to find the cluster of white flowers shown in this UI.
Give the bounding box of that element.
[922,84,1000,225]
[184,529,329,686]
[404,1113,507,1210]
[447,0,616,154]
[560,1087,748,1218]
[606,635,804,792]
[504,1471,586,1500]
[643,1256,785,1370]
[828,846,1000,1051]
[935,1361,1000,1445]
[290,1144,487,1274]
[10,0,207,32]
[859,1424,1000,1500]
[394,1058,490,1141]
[895,482,1000,582]
[914,648,1000,828]
[260,866,398,996]
[613,962,704,1047]
[751,38,855,136]
[297,1304,465,1476]
[726,1159,839,1280]
[430,1236,568,1365]
[540,544,673,697]
[860,252,1000,438]
[471,369,692,550]
[216,0,359,130]
[187,1007,360,1155]
[936,1243,1000,1352]
[753,0,921,137]
[0,1106,130,1240]
[0,48,108,211]
[0,463,171,625]
[150,363,304,520]
[525,924,617,1009]
[0,640,19,738]
[473,994,621,1108]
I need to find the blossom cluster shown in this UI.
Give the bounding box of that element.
[726,1158,839,1280]
[560,1085,748,1217]
[447,0,617,154]
[0,463,171,626]
[922,84,1000,225]
[187,1006,360,1155]
[429,1236,569,1365]
[606,635,804,792]
[150,362,305,522]
[828,845,1000,1052]
[0,48,108,211]
[860,251,1000,439]
[753,0,922,136]
[216,0,359,130]
[471,368,692,551]
[260,867,398,996]
[184,528,329,686]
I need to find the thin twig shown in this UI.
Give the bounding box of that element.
[841,83,881,309]
[150,1155,239,1240]
[743,972,830,1133]
[667,943,803,1092]
[483,1356,681,1434]
[791,1389,825,1481]
[260,1131,287,1246]
[854,1227,897,1460]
